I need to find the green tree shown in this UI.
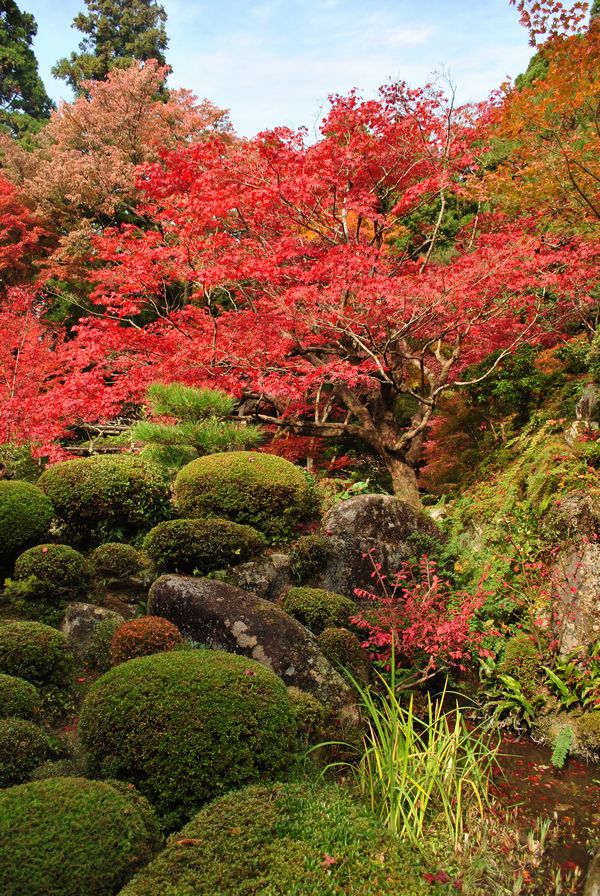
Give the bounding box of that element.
[0,1,53,138]
[52,0,168,94]
[134,383,264,474]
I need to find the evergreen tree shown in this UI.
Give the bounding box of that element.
[52,0,168,94]
[0,1,53,138]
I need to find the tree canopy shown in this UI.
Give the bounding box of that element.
[0,1,53,138]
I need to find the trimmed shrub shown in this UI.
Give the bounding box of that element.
[0,674,40,719]
[111,616,184,666]
[318,627,370,683]
[89,613,125,672]
[279,587,356,635]
[576,713,600,753]
[499,634,541,696]
[0,777,162,896]
[0,621,74,693]
[287,687,328,746]
[5,544,92,624]
[173,451,314,542]
[289,534,331,583]
[0,480,52,562]
[0,718,59,786]
[37,455,170,545]
[79,650,299,829]
[119,783,429,896]
[92,543,143,578]
[143,517,265,574]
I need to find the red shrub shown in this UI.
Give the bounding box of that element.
[110,616,184,666]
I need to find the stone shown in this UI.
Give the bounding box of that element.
[542,489,600,540]
[319,494,442,598]
[553,542,600,656]
[584,848,600,896]
[148,575,357,716]
[222,553,292,602]
[60,602,123,660]
[576,384,600,423]
[100,573,154,606]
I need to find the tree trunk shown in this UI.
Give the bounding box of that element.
[384,453,421,507]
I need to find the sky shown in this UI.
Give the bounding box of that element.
[23,0,535,138]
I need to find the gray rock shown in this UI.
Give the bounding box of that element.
[148,575,357,717]
[542,490,600,540]
[100,573,154,606]
[584,848,600,896]
[576,384,600,423]
[320,494,442,598]
[222,552,292,602]
[60,602,123,660]
[553,542,600,656]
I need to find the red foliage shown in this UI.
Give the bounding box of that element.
[110,615,184,666]
[510,0,590,45]
[0,175,48,284]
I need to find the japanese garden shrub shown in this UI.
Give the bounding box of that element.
[37,454,171,545]
[79,649,300,829]
[4,543,92,624]
[0,717,60,787]
[289,534,331,583]
[143,518,265,575]
[0,674,40,720]
[173,451,314,542]
[575,713,600,754]
[89,613,125,672]
[0,777,162,896]
[0,621,74,694]
[119,782,429,896]
[279,587,356,635]
[317,626,370,684]
[92,542,143,578]
[287,687,328,747]
[110,616,184,666]
[498,634,541,696]
[0,480,53,563]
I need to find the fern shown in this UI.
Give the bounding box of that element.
[551,726,573,769]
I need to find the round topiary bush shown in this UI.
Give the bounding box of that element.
[279,587,356,635]
[0,674,40,720]
[287,687,328,746]
[289,534,331,583]
[0,480,53,563]
[318,627,370,683]
[173,451,314,542]
[91,542,143,578]
[79,649,299,828]
[0,621,74,693]
[37,455,170,545]
[143,517,266,574]
[0,717,59,786]
[4,544,92,624]
[0,776,162,896]
[119,783,429,896]
[110,616,185,666]
[499,634,540,696]
[88,613,125,672]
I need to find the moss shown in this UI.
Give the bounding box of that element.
[0,621,74,694]
[4,543,92,624]
[0,674,40,720]
[119,782,433,896]
[92,543,143,578]
[499,635,541,696]
[317,627,370,684]
[79,649,300,829]
[37,455,171,546]
[280,587,356,635]
[0,443,43,482]
[143,517,265,575]
[110,616,184,666]
[88,613,125,672]
[289,535,331,583]
[287,687,328,746]
[0,777,162,896]
[575,712,600,753]
[173,451,314,542]
[0,480,53,563]
[0,717,60,786]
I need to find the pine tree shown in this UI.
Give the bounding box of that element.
[52,0,168,94]
[0,1,53,138]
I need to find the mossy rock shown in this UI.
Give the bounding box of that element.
[289,534,331,583]
[0,717,60,787]
[575,712,600,754]
[37,455,170,545]
[499,634,540,696]
[119,783,432,896]
[0,674,40,720]
[79,649,300,829]
[318,627,370,684]
[287,687,328,746]
[5,544,92,624]
[0,480,52,563]
[280,587,356,635]
[92,543,143,578]
[173,451,314,542]
[0,621,74,693]
[0,777,162,896]
[143,518,265,575]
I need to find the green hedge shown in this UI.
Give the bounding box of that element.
[79,650,299,829]
[317,627,370,683]
[0,621,74,693]
[92,543,143,578]
[5,544,91,624]
[0,480,52,563]
[173,451,314,542]
[289,534,331,583]
[0,674,40,720]
[280,587,356,635]
[119,783,431,896]
[143,518,265,574]
[0,717,59,786]
[0,777,162,896]
[38,455,171,545]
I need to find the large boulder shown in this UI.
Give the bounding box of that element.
[148,576,357,715]
[222,552,293,601]
[320,494,442,598]
[60,602,124,661]
[553,542,600,656]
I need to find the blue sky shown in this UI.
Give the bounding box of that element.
[24,0,534,137]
